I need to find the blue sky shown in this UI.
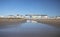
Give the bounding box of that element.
[0,0,60,16]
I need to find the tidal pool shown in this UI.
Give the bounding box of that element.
[0,20,60,37]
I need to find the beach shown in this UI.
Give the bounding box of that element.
[0,18,26,26]
[0,18,60,37]
[0,18,60,27]
[34,19,60,27]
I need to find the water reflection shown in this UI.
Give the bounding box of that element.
[26,20,38,23]
[0,21,60,37]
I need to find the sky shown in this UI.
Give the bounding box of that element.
[0,0,60,16]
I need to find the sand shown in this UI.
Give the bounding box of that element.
[34,19,60,27]
[0,18,60,27]
[0,18,26,26]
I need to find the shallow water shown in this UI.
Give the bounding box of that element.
[0,20,60,37]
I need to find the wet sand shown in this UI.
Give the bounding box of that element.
[0,18,60,27]
[0,18,26,26]
[0,19,60,37]
[34,19,60,27]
